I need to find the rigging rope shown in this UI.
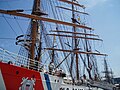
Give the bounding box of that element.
[14,17,24,34]
[0,38,15,40]
[3,15,18,36]
[0,15,30,21]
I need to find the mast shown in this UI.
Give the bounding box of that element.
[29,0,41,68]
[71,0,79,81]
[29,19,37,67]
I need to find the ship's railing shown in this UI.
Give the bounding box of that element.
[0,48,45,71]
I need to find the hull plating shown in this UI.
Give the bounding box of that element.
[0,62,44,90]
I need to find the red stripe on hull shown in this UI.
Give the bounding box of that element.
[0,62,44,90]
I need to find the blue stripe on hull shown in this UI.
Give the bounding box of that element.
[44,74,52,90]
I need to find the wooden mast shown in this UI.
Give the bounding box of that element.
[29,0,40,68]
[72,0,79,81]
[29,19,38,68]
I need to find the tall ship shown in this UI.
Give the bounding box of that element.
[0,0,116,90]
